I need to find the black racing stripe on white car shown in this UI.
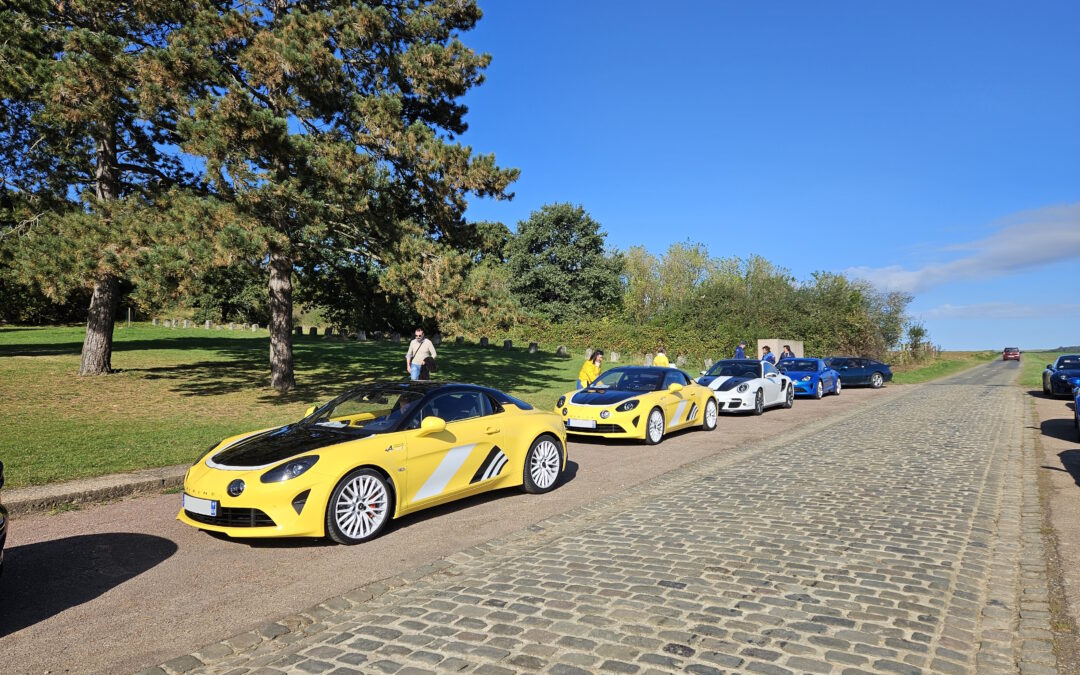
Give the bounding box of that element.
[470,446,507,484]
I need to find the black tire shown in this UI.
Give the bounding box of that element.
[522,434,562,494]
[645,407,665,445]
[1044,376,1051,395]
[783,384,794,409]
[814,380,824,400]
[870,372,884,389]
[326,468,393,545]
[702,397,718,430]
[753,390,764,416]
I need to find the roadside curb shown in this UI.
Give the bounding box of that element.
[4,464,187,516]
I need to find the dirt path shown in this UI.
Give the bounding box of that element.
[1,385,894,674]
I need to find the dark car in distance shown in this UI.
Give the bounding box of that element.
[825,357,893,389]
[1003,347,1021,361]
[1044,355,1080,397]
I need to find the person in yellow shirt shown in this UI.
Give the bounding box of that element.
[577,350,604,389]
[653,347,670,367]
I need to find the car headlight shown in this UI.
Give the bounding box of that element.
[1055,373,1068,381]
[260,456,319,483]
[556,396,566,408]
[616,400,639,412]
[800,375,812,382]
[600,410,611,419]
[737,383,749,393]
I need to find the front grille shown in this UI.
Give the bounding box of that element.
[727,400,742,409]
[565,423,627,434]
[185,507,276,528]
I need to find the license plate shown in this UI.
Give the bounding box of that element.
[567,418,596,429]
[183,493,218,517]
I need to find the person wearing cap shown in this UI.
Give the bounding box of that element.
[779,345,794,360]
[761,345,776,365]
[734,341,747,359]
[653,347,670,368]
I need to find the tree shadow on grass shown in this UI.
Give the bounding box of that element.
[133,340,573,405]
[0,533,177,637]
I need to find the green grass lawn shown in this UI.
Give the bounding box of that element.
[0,325,595,488]
[889,350,998,384]
[1018,351,1067,390]
[0,325,1009,488]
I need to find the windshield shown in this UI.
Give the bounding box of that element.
[777,359,819,372]
[589,368,664,392]
[705,361,760,379]
[305,388,425,433]
[1057,356,1080,369]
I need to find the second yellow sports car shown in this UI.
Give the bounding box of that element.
[556,366,718,444]
[178,382,566,544]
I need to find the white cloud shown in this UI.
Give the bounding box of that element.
[846,203,1080,293]
[919,302,1080,320]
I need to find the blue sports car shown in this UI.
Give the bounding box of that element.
[1043,354,1080,397]
[1073,381,1080,440]
[825,357,893,389]
[777,358,841,398]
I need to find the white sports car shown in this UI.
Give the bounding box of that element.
[697,359,794,415]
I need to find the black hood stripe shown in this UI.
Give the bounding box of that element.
[211,424,368,468]
[569,389,638,406]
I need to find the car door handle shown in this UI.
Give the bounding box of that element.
[485,427,500,435]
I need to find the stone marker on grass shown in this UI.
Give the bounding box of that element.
[705,358,713,370]
[152,318,158,326]
[205,320,211,329]
[356,330,367,341]
[609,351,619,362]
[644,352,654,366]
[529,342,538,354]
[308,326,317,336]
[556,345,568,356]
[676,355,686,367]
[455,336,464,345]
[390,332,401,343]
[479,337,489,347]
[585,347,593,359]
[503,339,512,350]
[432,333,442,346]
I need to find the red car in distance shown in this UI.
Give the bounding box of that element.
[1003,347,1021,361]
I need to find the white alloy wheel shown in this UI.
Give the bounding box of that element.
[870,372,884,389]
[327,469,390,544]
[646,408,665,445]
[703,398,718,430]
[834,378,842,395]
[526,438,561,492]
[814,380,823,400]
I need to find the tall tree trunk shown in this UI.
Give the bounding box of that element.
[268,249,295,392]
[80,130,120,376]
[80,274,119,374]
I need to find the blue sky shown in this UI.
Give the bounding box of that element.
[457,1,1080,350]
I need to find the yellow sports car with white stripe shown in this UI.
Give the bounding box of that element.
[178,382,566,544]
[556,366,718,444]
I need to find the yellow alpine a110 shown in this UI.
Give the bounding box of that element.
[178,382,567,544]
[556,366,718,444]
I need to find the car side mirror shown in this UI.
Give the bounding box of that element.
[304,406,317,417]
[667,383,684,392]
[419,416,447,435]
[1047,364,1053,370]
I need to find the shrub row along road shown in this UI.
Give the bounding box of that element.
[3,362,1050,674]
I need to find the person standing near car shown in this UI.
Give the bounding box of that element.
[779,345,794,360]
[735,341,747,359]
[653,346,670,367]
[577,350,604,389]
[406,328,437,381]
[761,345,776,365]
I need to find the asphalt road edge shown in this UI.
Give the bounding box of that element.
[4,464,187,517]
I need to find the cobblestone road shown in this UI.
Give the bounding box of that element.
[167,362,1052,675]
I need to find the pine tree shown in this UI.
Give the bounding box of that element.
[0,0,205,374]
[177,0,517,391]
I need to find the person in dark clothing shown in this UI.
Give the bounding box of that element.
[418,355,437,381]
[735,341,747,359]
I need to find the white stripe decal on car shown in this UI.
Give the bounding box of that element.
[483,453,508,481]
[672,400,688,425]
[414,443,477,501]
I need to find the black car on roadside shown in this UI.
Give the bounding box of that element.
[825,357,893,389]
[1043,355,1080,397]
[0,461,7,575]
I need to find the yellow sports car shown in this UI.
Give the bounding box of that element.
[556,366,718,444]
[178,382,566,544]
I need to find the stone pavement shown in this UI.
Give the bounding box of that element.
[156,364,1054,674]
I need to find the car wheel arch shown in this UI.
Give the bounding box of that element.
[330,463,400,520]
